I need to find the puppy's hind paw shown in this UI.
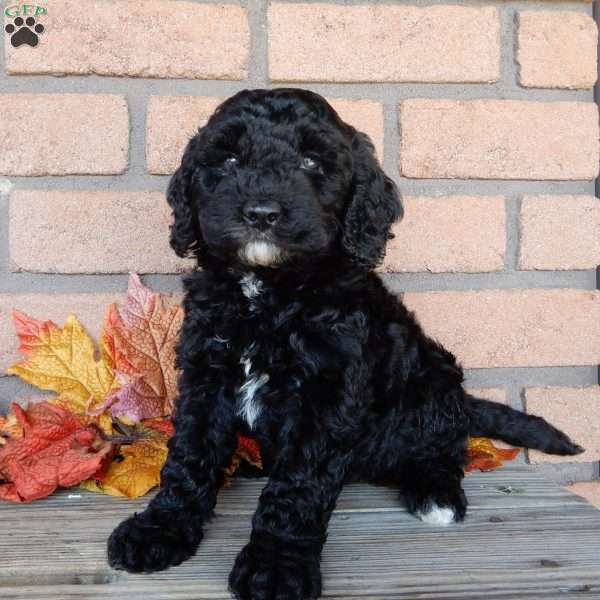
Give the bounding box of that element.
[107,512,201,573]
[416,503,456,526]
[405,486,468,526]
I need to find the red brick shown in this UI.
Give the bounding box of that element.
[9,190,191,274]
[518,11,598,89]
[146,97,222,175]
[382,196,505,273]
[400,99,599,180]
[526,387,600,464]
[328,99,384,160]
[0,94,128,176]
[519,195,600,270]
[268,4,500,83]
[404,290,600,368]
[5,1,249,79]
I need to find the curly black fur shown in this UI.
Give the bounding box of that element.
[107,88,583,599]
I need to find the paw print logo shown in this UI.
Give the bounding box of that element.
[5,17,44,48]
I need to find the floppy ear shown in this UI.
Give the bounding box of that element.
[166,155,204,259]
[341,132,403,269]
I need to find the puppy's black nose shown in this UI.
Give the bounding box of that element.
[242,201,281,229]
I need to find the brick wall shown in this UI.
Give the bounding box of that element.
[0,0,598,487]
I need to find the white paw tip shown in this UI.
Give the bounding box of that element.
[416,504,455,526]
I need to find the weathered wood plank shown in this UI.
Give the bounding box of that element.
[2,579,600,600]
[1,466,599,599]
[0,465,588,516]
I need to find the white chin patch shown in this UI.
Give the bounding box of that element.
[239,241,283,267]
[416,504,455,526]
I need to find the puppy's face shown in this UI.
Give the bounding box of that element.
[168,89,402,271]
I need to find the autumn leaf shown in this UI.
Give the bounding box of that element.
[81,437,168,499]
[108,418,173,443]
[237,435,262,469]
[0,410,23,446]
[3,275,262,502]
[142,417,175,437]
[100,274,183,421]
[0,402,113,503]
[224,434,263,483]
[103,373,167,424]
[6,311,118,418]
[465,437,520,472]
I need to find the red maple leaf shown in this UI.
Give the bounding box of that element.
[237,435,262,469]
[0,402,113,503]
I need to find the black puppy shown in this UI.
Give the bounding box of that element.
[108,88,582,599]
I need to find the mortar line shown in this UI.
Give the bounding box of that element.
[125,92,149,178]
[0,78,592,101]
[0,183,12,280]
[507,379,528,465]
[382,95,402,185]
[508,381,525,411]
[262,0,591,11]
[2,175,595,193]
[499,0,515,91]
[520,387,532,466]
[0,268,596,295]
[247,0,269,87]
[1,365,596,387]
[505,193,521,271]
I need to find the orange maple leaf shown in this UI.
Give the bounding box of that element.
[0,402,113,503]
[465,437,520,472]
[100,274,183,421]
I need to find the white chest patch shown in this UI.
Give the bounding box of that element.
[240,272,264,306]
[236,344,268,429]
[416,504,455,527]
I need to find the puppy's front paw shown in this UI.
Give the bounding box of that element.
[229,542,322,600]
[107,512,202,573]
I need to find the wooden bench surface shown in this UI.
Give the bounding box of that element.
[1,465,600,599]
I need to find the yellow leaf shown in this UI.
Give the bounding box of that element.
[81,438,168,499]
[6,311,118,416]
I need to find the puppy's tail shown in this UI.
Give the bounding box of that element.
[468,396,584,456]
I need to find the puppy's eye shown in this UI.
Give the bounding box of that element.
[300,156,322,172]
